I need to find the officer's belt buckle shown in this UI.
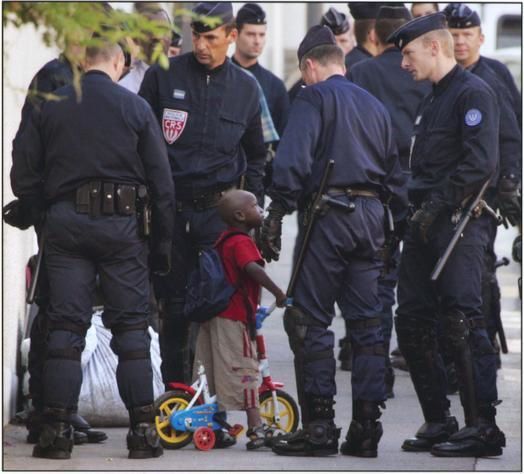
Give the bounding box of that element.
[326,187,379,199]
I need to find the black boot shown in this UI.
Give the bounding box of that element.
[127,404,163,459]
[71,412,108,443]
[272,396,340,457]
[431,403,505,457]
[402,415,459,452]
[340,400,383,457]
[32,408,74,460]
[338,337,352,371]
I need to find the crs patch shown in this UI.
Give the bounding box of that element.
[162,108,188,144]
[465,108,482,127]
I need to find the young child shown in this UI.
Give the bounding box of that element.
[193,190,287,450]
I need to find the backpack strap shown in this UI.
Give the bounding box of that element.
[215,230,257,340]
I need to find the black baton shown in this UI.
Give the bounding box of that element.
[431,179,491,282]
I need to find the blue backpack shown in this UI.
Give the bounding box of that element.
[183,231,246,323]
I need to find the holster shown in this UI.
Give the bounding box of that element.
[136,185,151,238]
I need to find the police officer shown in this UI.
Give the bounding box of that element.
[345,2,380,72]
[138,2,266,446]
[11,40,174,460]
[232,3,289,190]
[261,25,407,457]
[232,3,289,140]
[389,13,506,456]
[289,6,354,103]
[168,32,183,58]
[8,46,108,447]
[447,4,521,366]
[411,2,439,18]
[443,3,522,128]
[347,4,431,397]
[119,8,171,94]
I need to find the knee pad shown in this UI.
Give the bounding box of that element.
[283,306,324,355]
[45,321,88,362]
[349,318,385,357]
[111,322,151,362]
[442,310,470,352]
[394,315,436,359]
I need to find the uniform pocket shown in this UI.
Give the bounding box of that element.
[215,113,246,154]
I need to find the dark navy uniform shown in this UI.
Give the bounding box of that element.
[395,64,504,450]
[11,69,174,457]
[268,53,407,456]
[13,56,75,420]
[11,56,107,444]
[468,57,521,353]
[232,57,289,138]
[482,55,522,127]
[348,44,430,394]
[349,48,431,170]
[344,45,373,72]
[139,52,266,385]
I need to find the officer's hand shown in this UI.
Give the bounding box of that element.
[512,235,522,264]
[410,201,446,244]
[497,176,521,227]
[259,203,286,263]
[151,240,172,276]
[3,198,45,230]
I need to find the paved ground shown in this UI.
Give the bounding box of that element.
[3,216,521,471]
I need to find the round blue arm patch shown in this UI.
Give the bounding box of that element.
[465,109,482,126]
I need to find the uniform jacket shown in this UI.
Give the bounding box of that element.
[139,53,266,201]
[408,65,499,207]
[11,70,175,243]
[469,57,521,181]
[344,45,373,73]
[269,74,407,215]
[232,58,290,137]
[482,55,521,127]
[349,48,431,170]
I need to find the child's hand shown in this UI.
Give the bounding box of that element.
[275,290,287,308]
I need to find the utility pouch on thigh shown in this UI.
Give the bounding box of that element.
[88,181,102,218]
[116,185,136,216]
[75,184,90,214]
[102,183,115,215]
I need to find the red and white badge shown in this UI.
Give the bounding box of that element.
[162,108,188,144]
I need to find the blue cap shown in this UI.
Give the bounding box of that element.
[348,2,382,20]
[236,3,266,26]
[387,12,447,50]
[297,25,337,62]
[191,2,234,33]
[321,7,350,35]
[444,3,481,28]
[377,6,411,21]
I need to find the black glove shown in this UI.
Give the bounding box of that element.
[3,198,44,230]
[259,202,286,263]
[512,235,522,264]
[497,176,521,227]
[151,239,172,276]
[410,201,447,244]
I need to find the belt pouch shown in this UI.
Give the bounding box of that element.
[102,183,115,215]
[75,184,90,214]
[88,181,102,218]
[116,185,136,215]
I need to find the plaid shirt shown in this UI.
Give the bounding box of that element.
[240,68,279,144]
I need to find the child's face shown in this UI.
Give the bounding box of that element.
[242,194,264,228]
